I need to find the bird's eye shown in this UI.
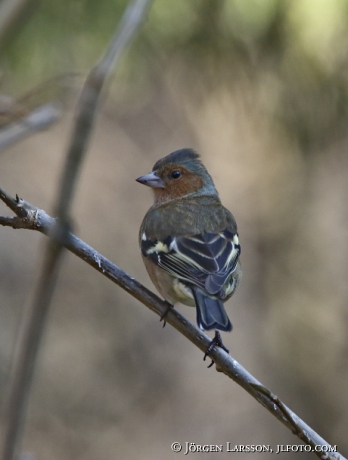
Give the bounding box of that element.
[170,170,181,179]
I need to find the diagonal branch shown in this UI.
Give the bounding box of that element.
[0,103,61,152]
[0,187,344,460]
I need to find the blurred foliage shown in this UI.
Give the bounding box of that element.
[2,0,348,153]
[1,1,348,457]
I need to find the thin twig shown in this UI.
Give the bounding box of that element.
[0,0,36,46]
[0,104,61,152]
[0,188,344,460]
[0,1,153,459]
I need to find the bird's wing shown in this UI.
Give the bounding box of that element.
[141,230,241,298]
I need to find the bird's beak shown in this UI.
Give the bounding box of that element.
[136,171,165,188]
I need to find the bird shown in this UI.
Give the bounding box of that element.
[136,148,241,333]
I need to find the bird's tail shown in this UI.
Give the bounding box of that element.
[192,288,232,332]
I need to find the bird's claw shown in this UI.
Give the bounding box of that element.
[204,330,229,368]
[160,302,174,328]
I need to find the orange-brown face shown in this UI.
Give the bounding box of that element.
[157,164,203,198]
[137,163,204,205]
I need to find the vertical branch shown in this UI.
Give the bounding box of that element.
[56,0,153,224]
[0,1,153,459]
[1,239,65,460]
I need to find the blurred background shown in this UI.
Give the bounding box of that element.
[0,0,348,458]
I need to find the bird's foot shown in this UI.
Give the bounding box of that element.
[160,302,174,328]
[204,330,229,368]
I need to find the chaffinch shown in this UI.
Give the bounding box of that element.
[136,148,241,333]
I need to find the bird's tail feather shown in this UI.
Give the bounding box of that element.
[192,288,232,332]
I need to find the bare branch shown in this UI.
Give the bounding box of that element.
[0,216,22,227]
[0,188,344,460]
[0,0,153,459]
[0,104,61,152]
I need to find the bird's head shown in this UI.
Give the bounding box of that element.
[136,149,217,205]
